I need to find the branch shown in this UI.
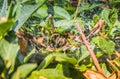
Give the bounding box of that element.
[76,24,103,73]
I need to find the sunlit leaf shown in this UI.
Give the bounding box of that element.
[114,20,120,29]
[0,19,14,40]
[101,63,111,77]
[54,53,77,65]
[78,45,90,63]
[101,9,111,26]
[34,5,47,18]
[54,19,85,28]
[54,6,70,20]
[109,8,118,25]
[110,0,120,4]
[0,39,19,72]
[93,14,100,24]
[92,37,115,55]
[24,48,36,63]
[35,0,43,3]
[56,63,70,77]
[79,64,87,72]
[28,69,72,79]
[12,64,37,79]
[13,0,47,31]
[37,54,54,70]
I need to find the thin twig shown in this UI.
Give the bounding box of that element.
[76,24,103,73]
[107,59,119,72]
[74,0,81,19]
[114,51,120,58]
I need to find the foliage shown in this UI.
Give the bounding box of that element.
[0,0,120,79]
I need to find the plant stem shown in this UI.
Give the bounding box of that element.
[74,0,81,19]
[76,24,103,73]
[114,51,120,58]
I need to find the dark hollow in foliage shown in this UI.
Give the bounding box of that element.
[26,52,58,68]
[26,52,46,64]
[0,56,5,74]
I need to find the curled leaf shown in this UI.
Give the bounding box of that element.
[83,70,106,79]
[84,70,116,79]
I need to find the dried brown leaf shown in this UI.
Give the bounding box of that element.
[84,70,116,79]
[18,38,28,56]
[108,72,116,79]
[84,70,106,79]
[16,30,28,56]
[33,37,46,47]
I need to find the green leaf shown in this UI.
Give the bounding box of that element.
[101,63,111,77]
[90,4,101,9]
[79,64,87,72]
[78,45,90,63]
[78,3,101,13]
[114,20,120,29]
[21,0,31,3]
[54,53,77,65]
[54,6,70,20]
[93,14,100,24]
[56,63,70,77]
[35,0,43,3]
[0,19,15,40]
[55,20,73,27]
[37,54,54,70]
[101,9,111,26]
[109,8,118,25]
[12,64,37,79]
[24,48,36,63]
[28,69,72,79]
[56,64,63,72]
[96,52,103,57]
[13,0,47,31]
[54,19,85,28]
[0,0,8,16]
[110,0,120,4]
[92,37,115,55]
[0,39,19,72]
[7,1,14,19]
[34,5,47,18]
